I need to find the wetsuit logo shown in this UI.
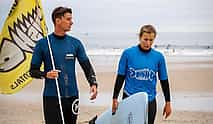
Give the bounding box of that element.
[72,99,79,115]
[129,68,155,81]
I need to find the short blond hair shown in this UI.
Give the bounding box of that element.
[139,25,157,38]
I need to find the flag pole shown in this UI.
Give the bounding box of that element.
[35,0,65,123]
[46,33,65,124]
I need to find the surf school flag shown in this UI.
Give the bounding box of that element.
[0,0,47,94]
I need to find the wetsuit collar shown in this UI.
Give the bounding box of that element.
[137,44,151,53]
[53,33,66,39]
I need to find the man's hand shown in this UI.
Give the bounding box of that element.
[112,99,119,115]
[46,70,61,79]
[90,84,97,100]
[163,102,172,119]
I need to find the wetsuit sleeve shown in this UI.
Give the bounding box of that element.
[30,40,45,79]
[117,51,128,75]
[158,54,168,80]
[113,74,125,99]
[77,41,97,87]
[112,51,128,99]
[79,60,98,87]
[160,79,171,102]
[76,40,89,62]
[29,64,46,79]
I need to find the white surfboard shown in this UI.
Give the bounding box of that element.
[95,92,148,124]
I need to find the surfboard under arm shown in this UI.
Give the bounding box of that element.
[94,92,148,124]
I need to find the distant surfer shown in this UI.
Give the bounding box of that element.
[112,25,172,124]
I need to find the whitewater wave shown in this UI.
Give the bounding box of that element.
[86,48,213,56]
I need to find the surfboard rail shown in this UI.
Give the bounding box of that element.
[91,92,148,124]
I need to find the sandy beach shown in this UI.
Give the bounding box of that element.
[1,57,213,124]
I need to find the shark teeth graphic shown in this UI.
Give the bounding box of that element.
[9,7,44,53]
[0,39,25,72]
[10,24,35,52]
[0,6,45,72]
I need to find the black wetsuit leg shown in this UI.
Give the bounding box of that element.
[43,96,79,124]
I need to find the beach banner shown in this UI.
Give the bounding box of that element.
[0,0,47,94]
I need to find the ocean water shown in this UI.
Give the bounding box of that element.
[72,32,213,49]
[70,32,213,57]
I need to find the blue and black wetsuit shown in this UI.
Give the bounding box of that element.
[113,45,171,124]
[30,33,97,124]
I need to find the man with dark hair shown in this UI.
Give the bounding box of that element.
[112,24,172,124]
[30,6,98,124]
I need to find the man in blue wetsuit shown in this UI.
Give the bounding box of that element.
[30,7,98,124]
[112,25,171,124]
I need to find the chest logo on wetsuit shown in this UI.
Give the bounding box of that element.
[65,53,75,60]
[72,99,79,115]
[129,68,155,81]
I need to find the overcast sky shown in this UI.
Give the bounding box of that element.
[1,0,213,33]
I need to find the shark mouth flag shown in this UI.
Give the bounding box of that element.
[0,0,47,94]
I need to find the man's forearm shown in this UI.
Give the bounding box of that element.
[29,64,46,79]
[79,59,97,87]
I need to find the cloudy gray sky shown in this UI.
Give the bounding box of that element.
[1,0,213,33]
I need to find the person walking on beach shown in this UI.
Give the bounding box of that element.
[30,6,98,124]
[112,24,172,124]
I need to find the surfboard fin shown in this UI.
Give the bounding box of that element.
[89,115,97,124]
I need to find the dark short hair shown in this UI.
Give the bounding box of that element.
[51,6,72,24]
[139,25,157,38]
